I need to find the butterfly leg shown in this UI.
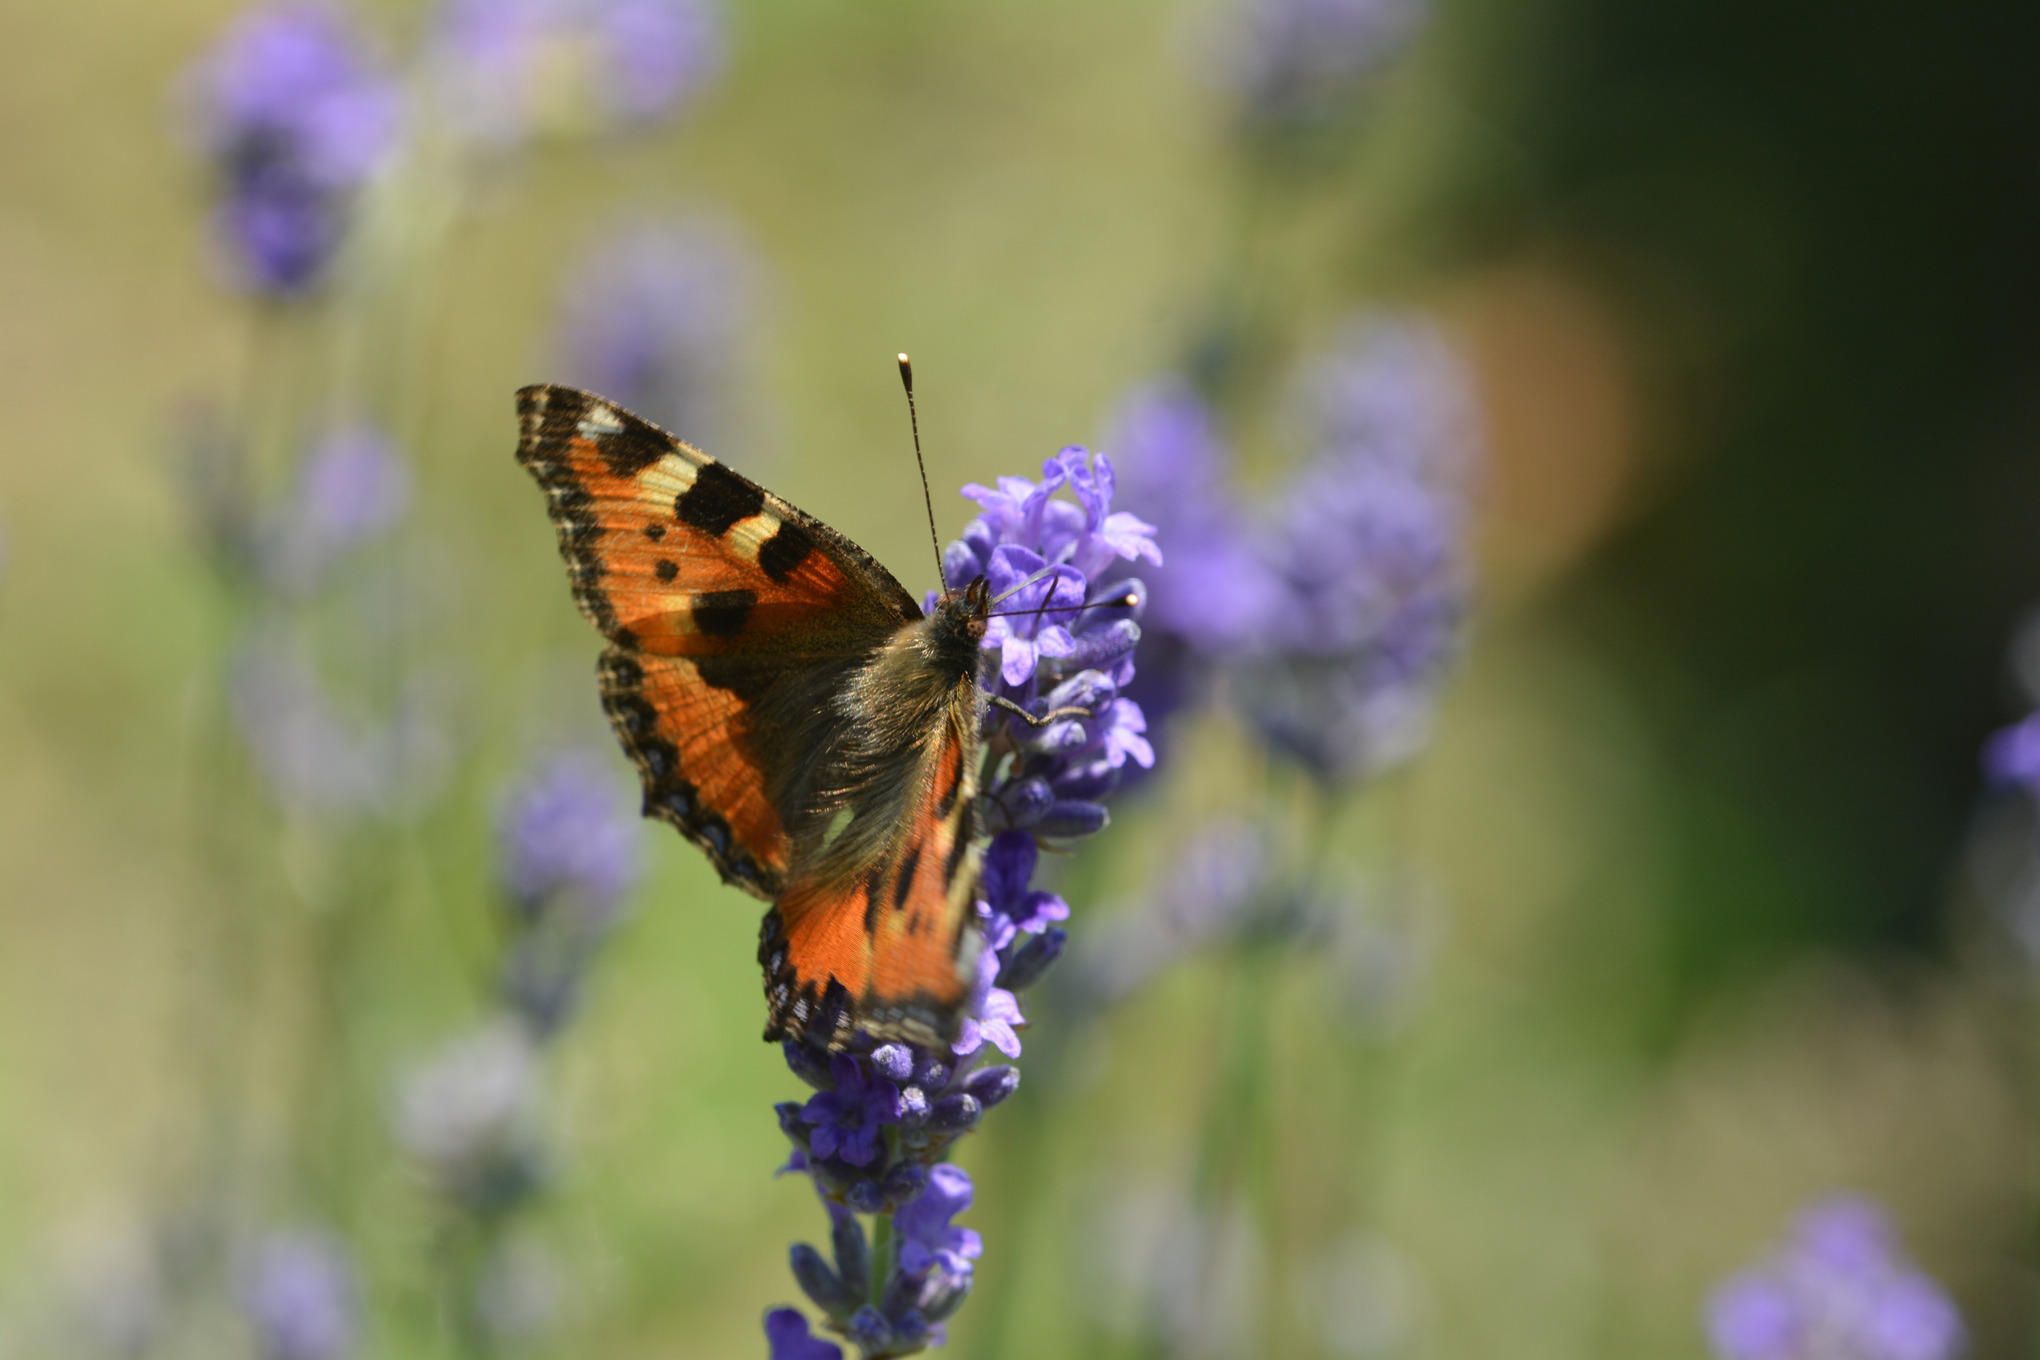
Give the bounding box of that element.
[990,694,1094,728]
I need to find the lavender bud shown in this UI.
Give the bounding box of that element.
[897,1084,930,1122]
[1034,800,1109,839]
[996,928,1066,992]
[879,1266,921,1319]
[912,1056,951,1089]
[846,1305,890,1353]
[927,1094,982,1134]
[882,1159,930,1206]
[922,1272,973,1323]
[775,1102,810,1145]
[986,777,1053,831]
[869,1043,913,1082]
[1051,762,1118,801]
[961,1065,1020,1109]
[1044,668,1117,714]
[789,1244,851,1318]
[889,1309,931,1350]
[1066,616,1141,669]
[846,1180,885,1214]
[1029,720,1089,755]
[829,1207,869,1303]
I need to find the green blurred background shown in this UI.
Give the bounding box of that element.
[2,0,2037,1356]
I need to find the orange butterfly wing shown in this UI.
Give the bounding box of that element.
[515,384,919,898]
[761,704,983,1049]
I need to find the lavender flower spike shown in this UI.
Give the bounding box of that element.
[766,451,1159,1357]
[240,1228,359,1360]
[183,3,402,295]
[1704,1194,1965,1360]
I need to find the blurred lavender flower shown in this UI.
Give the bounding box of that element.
[229,638,449,817]
[184,3,402,295]
[496,748,643,1032]
[240,1229,358,1360]
[1705,1195,1965,1360]
[430,0,723,149]
[764,456,1158,1356]
[1214,0,1428,127]
[255,425,411,596]
[394,1021,548,1212]
[552,217,754,444]
[498,749,641,924]
[1109,314,1476,783]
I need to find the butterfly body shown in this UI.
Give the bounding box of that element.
[516,384,984,1050]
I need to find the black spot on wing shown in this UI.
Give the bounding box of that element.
[758,518,815,583]
[675,461,764,537]
[643,522,666,542]
[862,864,886,938]
[943,808,973,887]
[693,652,777,704]
[893,843,923,911]
[599,427,668,477]
[691,589,756,637]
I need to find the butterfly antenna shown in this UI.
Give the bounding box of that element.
[898,354,946,588]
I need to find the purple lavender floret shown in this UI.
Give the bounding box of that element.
[184,3,402,295]
[240,1228,358,1360]
[1703,1194,1966,1360]
[431,0,724,149]
[765,455,1158,1357]
[766,1308,845,1360]
[801,1056,904,1168]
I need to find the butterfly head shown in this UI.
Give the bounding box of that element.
[920,575,991,682]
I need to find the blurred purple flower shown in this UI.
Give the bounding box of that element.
[765,1308,843,1360]
[256,425,410,595]
[1106,314,1476,782]
[184,3,402,295]
[1215,0,1428,126]
[240,1229,358,1360]
[393,1021,548,1211]
[1704,1194,1965,1360]
[552,217,753,444]
[497,749,642,926]
[431,0,723,148]
[229,637,449,817]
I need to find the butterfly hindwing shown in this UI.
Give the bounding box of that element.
[516,384,921,898]
[760,696,983,1049]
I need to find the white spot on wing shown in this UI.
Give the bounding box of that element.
[723,509,784,564]
[576,404,626,437]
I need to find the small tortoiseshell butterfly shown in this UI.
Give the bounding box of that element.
[515,379,994,1051]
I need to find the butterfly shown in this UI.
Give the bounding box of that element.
[515,380,1000,1052]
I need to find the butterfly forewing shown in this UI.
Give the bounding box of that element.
[516,385,917,896]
